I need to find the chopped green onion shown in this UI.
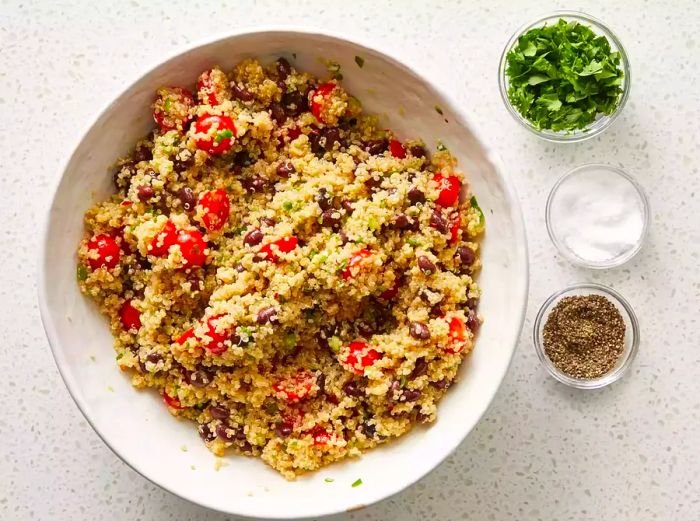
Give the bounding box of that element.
[324,477,334,483]
[328,336,342,353]
[282,201,294,212]
[406,237,419,247]
[354,56,365,68]
[116,352,123,360]
[215,129,233,144]
[164,98,172,111]
[76,264,88,281]
[351,478,363,488]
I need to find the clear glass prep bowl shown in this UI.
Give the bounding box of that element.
[498,11,631,143]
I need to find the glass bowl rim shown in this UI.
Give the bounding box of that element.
[498,10,631,143]
[544,163,650,269]
[532,282,640,389]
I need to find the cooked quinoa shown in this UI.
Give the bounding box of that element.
[77,57,485,479]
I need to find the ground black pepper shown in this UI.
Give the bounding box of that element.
[543,294,625,379]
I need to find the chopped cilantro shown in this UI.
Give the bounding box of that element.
[215,129,233,144]
[283,333,298,349]
[406,237,419,247]
[328,336,342,353]
[324,477,334,483]
[282,201,294,212]
[505,19,624,131]
[354,55,365,68]
[116,352,123,361]
[470,196,485,226]
[399,375,408,388]
[436,142,448,152]
[337,259,348,272]
[351,478,363,488]
[164,98,172,111]
[327,61,343,80]
[434,105,444,115]
[76,264,88,281]
[367,216,379,231]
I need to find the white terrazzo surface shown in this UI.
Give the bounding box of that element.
[1,0,699,519]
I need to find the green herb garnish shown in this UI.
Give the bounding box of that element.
[399,375,408,388]
[327,61,343,80]
[351,478,363,488]
[406,237,419,247]
[434,105,444,115]
[367,216,379,231]
[116,352,124,361]
[505,19,624,131]
[76,264,88,282]
[164,98,172,111]
[283,333,298,349]
[324,477,334,483]
[354,56,365,68]
[282,201,294,212]
[436,142,447,152]
[215,129,233,143]
[328,336,342,353]
[470,196,485,226]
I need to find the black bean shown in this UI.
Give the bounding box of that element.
[199,423,216,442]
[339,231,349,244]
[467,311,480,332]
[455,246,476,267]
[216,423,237,442]
[316,373,326,393]
[409,217,421,231]
[407,186,426,204]
[276,57,291,80]
[409,145,427,158]
[412,358,429,378]
[136,255,151,270]
[133,143,152,163]
[308,131,324,155]
[393,214,410,230]
[256,306,278,325]
[433,378,451,390]
[270,102,286,124]
[282,91,304,117]
[402,389,422,402]
[363,422,377,438]
[409,322,431,340]
[243,176,267,194]
[137,185,154,201]
[233,151,252,167]
[276,422,293,438]
[365,138,388,155]
[209,405,230,420]
[342,199,354,214]
[430,305,443,318]
[320,209,341,229]
[343,380,363,397]
[466,297,479,310]
[172,151,194,173]
[365,173,383,190]
[231,84,254,101]
[417,255,436,274]
[244,229,264,247]
[146,352,162,364]
[316,188,331,210]
[260,217,276,227]
[276,79,286,92]
[179,187,196,211]
[188,275,203,292]
[114,163,136,190]
[416,412,431,423]
[430,209,449,233]
[235,263,246,273]
[321,127,342,151]
[240,441,253,453]
[276,161,294,178]
[190,369,213,388]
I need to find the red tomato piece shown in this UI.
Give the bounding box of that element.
[120,300,141,332]
[120,200,133,207]
[433,173,461,207]
[308,82,336,122]
[152,87,194,133]
[258,236,299,262]
[449,210,461,245]
[87,234,121,270]
[162,391,184,409]
[379,278,401,301]
[199,314,230,355]
[197,189,230,232]
[149,220,178,256]
[193,114,237,155]
[196,68,228,106]
[176,327,195,345]
[309,425,331,446]
[343,341,382,374]
[389,139,406,159]
[272,370,317,403]
[287,127,302,140]
[445,316,467,354]
[342,249,372,280]
[176,228,208,268]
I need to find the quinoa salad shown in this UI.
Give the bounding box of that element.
[77,57,485,479]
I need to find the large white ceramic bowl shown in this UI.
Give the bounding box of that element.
[39,28,528,519]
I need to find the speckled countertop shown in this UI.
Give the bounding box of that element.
[1,0,699,519]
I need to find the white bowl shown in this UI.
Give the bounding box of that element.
[38,28,528,519]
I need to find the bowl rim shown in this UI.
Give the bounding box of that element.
[545,163,650,268]
[37,25,530,519]
[497,10,631,143]
[532,282,640,389]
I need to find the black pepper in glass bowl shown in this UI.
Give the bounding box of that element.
[533,283,639,389]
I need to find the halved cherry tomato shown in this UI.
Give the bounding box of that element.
[87,234,121,270]
[149,220,178,256]
[197,68,228,106]
[120,300,141,332]
[197,189,230,232]
[176,228,208,268]
[176,327,195,345]
[309,425,332,446]
[308,82,335,122]
[162,391,184,409]
[342,249,372,280]
[449,210,461,245]
[272,369,317,403]
[199,314,230,355]
[193,114,237,155]
[433,173,461,207]
[258,236,299,262]
[342,341,382,374]
[445,316,467,354]
[152,87,194,133]
[389,139,406,159]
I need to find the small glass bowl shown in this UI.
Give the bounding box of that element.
[498,11,631,142]
[533,283,640,389]
[545,164,650,269]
